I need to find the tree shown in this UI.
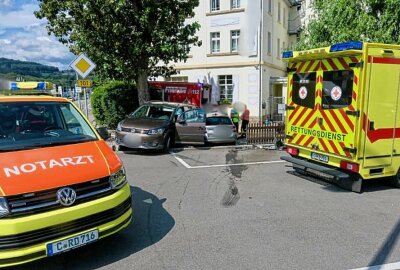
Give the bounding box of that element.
[35,0,201,104]
[295,0,400,50]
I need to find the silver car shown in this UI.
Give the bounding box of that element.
[205,113,237,144]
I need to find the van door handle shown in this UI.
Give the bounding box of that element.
[369,121,375,130]
[318,118,323,125]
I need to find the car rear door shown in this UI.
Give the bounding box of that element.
[175,108,206,144]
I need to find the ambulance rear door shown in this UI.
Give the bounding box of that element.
[286,56,361,161]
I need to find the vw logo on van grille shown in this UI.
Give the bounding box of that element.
[57,187,77,206]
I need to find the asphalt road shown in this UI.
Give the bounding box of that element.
[14,146,400,270]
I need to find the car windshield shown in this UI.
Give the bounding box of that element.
[206,116,232,125]
[129,104,175,120]
[0,101,97,152]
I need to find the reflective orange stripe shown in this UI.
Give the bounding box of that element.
[328,110,347,134]
[339,108,354,131]
[318,138,330,152]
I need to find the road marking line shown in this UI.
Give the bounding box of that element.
[189,160,285,169]
[349,262,400,270]
[171,152,284,169]
[170,152,192,168]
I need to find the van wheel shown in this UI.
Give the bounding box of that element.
[389,170,400,188]
[163,134,173,153]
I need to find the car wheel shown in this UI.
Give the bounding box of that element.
[389,169,400,188]
[163,134,173,153]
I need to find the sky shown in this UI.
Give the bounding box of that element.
[0,0,75,70]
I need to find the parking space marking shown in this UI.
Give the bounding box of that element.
[171,152,284,169]
[349,262,400,270]
[171,153,192,168]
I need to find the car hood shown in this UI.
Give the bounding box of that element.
[122,118,169,129]
[0,140,122,196]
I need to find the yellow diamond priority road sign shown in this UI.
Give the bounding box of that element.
[70,53,96,79]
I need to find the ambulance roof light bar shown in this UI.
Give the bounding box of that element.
[282,51,293,59]
[330,41,363,52]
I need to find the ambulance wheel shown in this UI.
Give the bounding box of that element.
[389,170,400,188]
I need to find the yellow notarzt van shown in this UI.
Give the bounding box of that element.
[280,41,400,192]
[0,94,132,266]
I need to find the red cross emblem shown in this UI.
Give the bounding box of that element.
[299,86,307,99]
[331,86,342,101]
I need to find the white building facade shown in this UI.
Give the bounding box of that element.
[165,0,303,121]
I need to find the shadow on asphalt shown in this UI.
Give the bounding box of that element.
[286,170,395,193]
[14,186,175,270]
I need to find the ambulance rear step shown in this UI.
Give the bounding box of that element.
[280,156,362,193]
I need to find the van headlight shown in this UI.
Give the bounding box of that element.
[0,197,9,218]
[109,167,127,189]
[147,128,164,135]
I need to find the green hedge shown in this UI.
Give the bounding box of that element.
[91,81,138,129]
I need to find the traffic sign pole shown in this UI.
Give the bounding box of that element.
[70,53,96,119]
[84,87,88,118]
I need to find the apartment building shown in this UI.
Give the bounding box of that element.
[164,0,303,121]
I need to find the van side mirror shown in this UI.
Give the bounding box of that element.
[97,127,109,140]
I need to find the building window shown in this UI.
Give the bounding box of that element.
[210,32,220,53]
[267,32,272,55]
[231,0,240,9]
[277,38,281,58]
[278,2,281,22]
[283,8,286,27]
[231,30,240,52]
[283,41,286,52]
[218,75,233,102]
[211,0,220,12]
[268,0,272,13]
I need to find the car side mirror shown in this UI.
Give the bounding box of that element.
[97,127,109,140]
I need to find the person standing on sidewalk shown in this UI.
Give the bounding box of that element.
[240,106,250,135]
[230,107,239,132]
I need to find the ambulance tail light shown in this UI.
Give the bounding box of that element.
[340,160,360,173]
[286,147,299,156]
[330,41,363,52]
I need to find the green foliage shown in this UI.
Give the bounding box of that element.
[35,0,201,103]
[296,0,400,50]
[91,81,138,129]
[0,58,76,87]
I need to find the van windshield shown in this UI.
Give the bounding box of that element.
[0,101,97,151]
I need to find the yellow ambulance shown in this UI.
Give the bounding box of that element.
[280,41,400,192]
[0,92,132,266]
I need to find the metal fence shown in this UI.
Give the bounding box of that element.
[245,122,285,144]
